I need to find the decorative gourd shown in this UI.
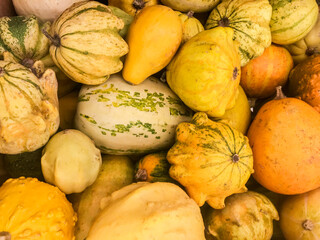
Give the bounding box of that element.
[247,94,320,195]
[135,151,173,183]
[108,0,159,16]
[0,0,16,17]
[205,0,272,66]
[280,187,320,240]
[166,27,241,117]
[59,88,79,129]
[0,177,77,240]
[161,0,220,12]
[122,5,182,85]
[41,129,102,194]
[12,0,85,22]
[108,6,134,38]
[167,112,254,209]
[240,44,294,98]
[0,61,59,154]
[71,155,134,240]
[269,0,319,45]
[285,11,320,65]
[45,1,128,85]
[75,73,193,155]
[0,15,51,64]
[287,54,320,113]
[210,85,251,135]
[205,191,279,240]
[176,11,204,44]
[86,182,206,240]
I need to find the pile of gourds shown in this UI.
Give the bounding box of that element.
[1,0,320,239]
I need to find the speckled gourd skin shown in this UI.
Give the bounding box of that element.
[0,177,76,240]
[167,112,254,209]
[0,61,59,154]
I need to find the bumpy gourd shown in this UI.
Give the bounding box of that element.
[0,61,59,154]
[46,1,129,85]
[86,182,206,240]
[205,0,272,66]
[161,0,220,12]
[0,177,77,240]
[166,27,241,117]
[41,129,102,194]
[167,112,254,209]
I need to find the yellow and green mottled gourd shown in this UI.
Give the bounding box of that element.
[167,112,254,209]
[0,177,77,240]
[166,27,241,118]
[269,0,318,45]
[47,1,129,85]
[205,0,272,66]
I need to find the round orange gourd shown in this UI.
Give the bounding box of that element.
[280,187,320,240]
[247,96,320,195]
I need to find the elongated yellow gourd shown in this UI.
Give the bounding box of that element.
[122,5,182,84]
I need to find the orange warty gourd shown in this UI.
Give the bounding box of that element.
[247,95,320,195]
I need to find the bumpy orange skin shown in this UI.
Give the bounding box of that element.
[288,54,320,113]
[241,44,293,98]
[247,97,320,195]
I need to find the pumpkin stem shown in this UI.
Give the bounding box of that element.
[233,67,239,80]
[42,29,60,47]
[187,11,194,18]
[135,169,148,181]
[274,86,286,100]
[132,0,146,11]
[232,154,240,163]
[218,17,230,27]
[20,58,35,69]
[302,219,314,231]
[305,48,316,56]
[0,232,11,240]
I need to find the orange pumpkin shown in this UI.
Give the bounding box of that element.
[241,44,293,98]
[247,96,320,195]
[287,54,320,113]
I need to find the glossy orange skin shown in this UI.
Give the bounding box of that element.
[241,44,293,98]
[247,97,320,195]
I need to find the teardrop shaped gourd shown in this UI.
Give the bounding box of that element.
[166,27,241,117]
[205,0,272,66]
[122,5,182,85]
[167,112,254,209]
[47,1,129,85]
[0,61,59,154]
[0,177,77,240]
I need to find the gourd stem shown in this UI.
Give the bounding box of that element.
[302,219,314,231]
[233,67,239,80]
[218,17,230,27]
[21,58,35,69]
[305,48,316,56]
[187,11,194,18]
[232,154,240,163]
[274,86,286,100]
[42,29,60,47]
[0,67,4,77]
[135,169,148,181]
[0,232,11,240]
[132,0,146,10]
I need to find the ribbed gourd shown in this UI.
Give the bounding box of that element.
[45,1,129,85]
[0,61,59,154]
[205,0,272,66]
[167,112,254,209]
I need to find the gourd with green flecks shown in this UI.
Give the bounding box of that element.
[74,73,193,155]
[205,0,272,66]
[167,112,254,209]
[269,0,318,45]
[45,1,129,85]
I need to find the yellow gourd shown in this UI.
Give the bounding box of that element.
[122,5,182,84]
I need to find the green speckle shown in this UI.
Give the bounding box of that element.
[80,113,97,124]
[98,95,110,102]
[156,136,160,139]
[111,132,116,136]
[101,131,106,135]
[162,129,166,132]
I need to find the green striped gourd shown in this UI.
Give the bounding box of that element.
[0,61,59,154]
[74,73,193,155]
[269,0,318,45]
[167,112,254,209]
[205,0,272,66]
[46,1,129,85]
[0,15,51,64]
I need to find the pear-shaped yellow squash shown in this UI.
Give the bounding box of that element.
[167,112,254,209]
[122,5,182,84]
[166,27,241,117]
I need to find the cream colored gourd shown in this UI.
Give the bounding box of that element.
[86,182,206,240]
[41,129,102,194]
[12,0,86,22]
